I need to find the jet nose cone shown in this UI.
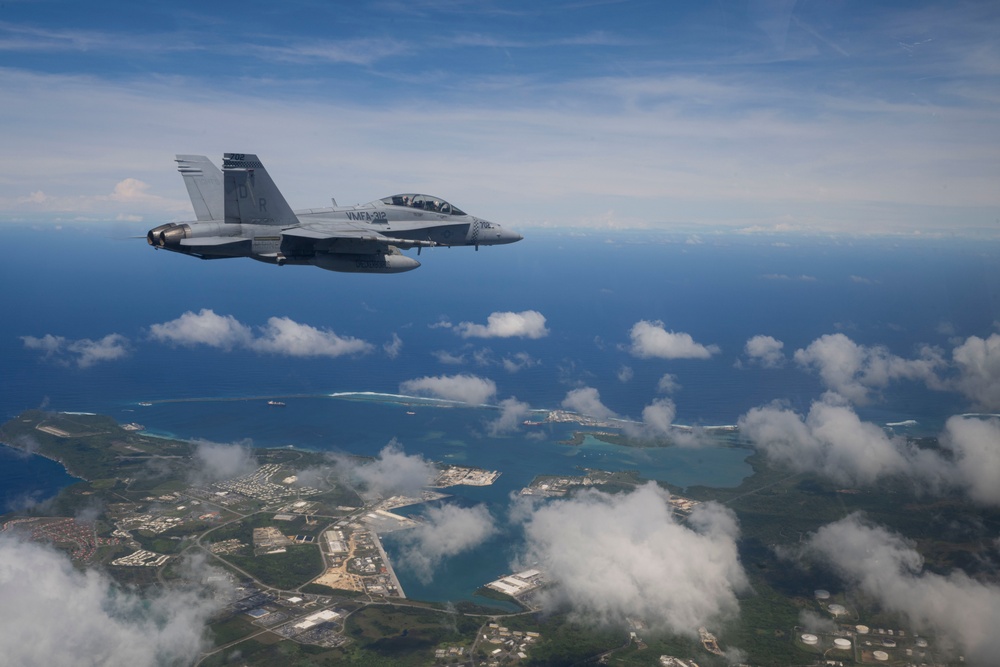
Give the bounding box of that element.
[500,227,523,244]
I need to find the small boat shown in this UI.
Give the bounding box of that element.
[267,400,286,407]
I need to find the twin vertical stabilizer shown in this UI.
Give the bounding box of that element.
[222,153,299,226]
[176,155,224,221]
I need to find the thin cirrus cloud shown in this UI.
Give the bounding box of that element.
[1,4,999,235]
[147,309,373,358]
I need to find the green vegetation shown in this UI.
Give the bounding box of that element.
[222,544,324,590]
[208,615,259,646]
[4,410,993,667]
[344,605,480,667]
[523,615,622,666]
[301,583,366,598]
[0,410,196,483]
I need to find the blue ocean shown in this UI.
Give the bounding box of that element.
[2,224,998,601]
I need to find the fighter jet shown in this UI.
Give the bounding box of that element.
[147,153,521,273]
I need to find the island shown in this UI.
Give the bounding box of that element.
[2,409,991,667]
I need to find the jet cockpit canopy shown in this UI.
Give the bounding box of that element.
[378,194,467,216]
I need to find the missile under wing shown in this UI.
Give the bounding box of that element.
[147,153,521,273]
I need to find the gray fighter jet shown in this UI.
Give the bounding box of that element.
[147,153,521,273]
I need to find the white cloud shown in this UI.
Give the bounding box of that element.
[623,397,676,440]
[940,416,1000,506]
[396,503,497,584]
[761,273,816,281]
[738,400,1000,507]
[453,311,549,339]
[793,333,946,404]
[383,332,403,359]
[738,398,951,488]
[617,365,634,382]
[351,440,436,498]
[487,397,531,436]
[0,536,227,667]
[250,316,373,357]
[189,439,258,485]
[514,483,747,633]
[148,310,371,357]
[22,332,130,368]
[743,334,785,368]
[20,333,64,354]
[561,386,617,419]
[952,333,1000,410]
[432,349,466,365]
[502,352,538,373]
[628,320,719,360]
[399,374,497,405]
[148,309,252,349]
[657,373,681,394]
[801,514,1000,664]
[2,5,1000,238]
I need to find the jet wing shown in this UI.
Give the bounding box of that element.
[281,224,438,255]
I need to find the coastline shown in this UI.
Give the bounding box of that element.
[369,529,406,599]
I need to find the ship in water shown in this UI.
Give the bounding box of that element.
[267,400,286,407]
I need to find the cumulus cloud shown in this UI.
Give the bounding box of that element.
[952,334,1000,410]
[561,386,616,419]
[350,440,436,498]
[189,439,258,485]
[396,503,497,583]
[657,373,681,394]
[399,373,497,405]
[453,310,549,339]
[738,398,949,488]
[148,309,252,349]
[514,483,747,633]
[487,397,531,436]
[800,514,1000,664]
[740,401,1000,506]
[0,536,228,666]
[940,416,1000,506]
[793,333,946,404]
[742,334,785,368]
[623,397,676,440]
[628,320,719,360]
[250,317,372,357]
[148,309,371,357]
[22,333,130,368]
[617,365,634,383]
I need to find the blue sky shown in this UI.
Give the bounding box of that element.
[1,0,999,234]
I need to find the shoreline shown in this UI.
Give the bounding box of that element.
[369,529,406,599]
